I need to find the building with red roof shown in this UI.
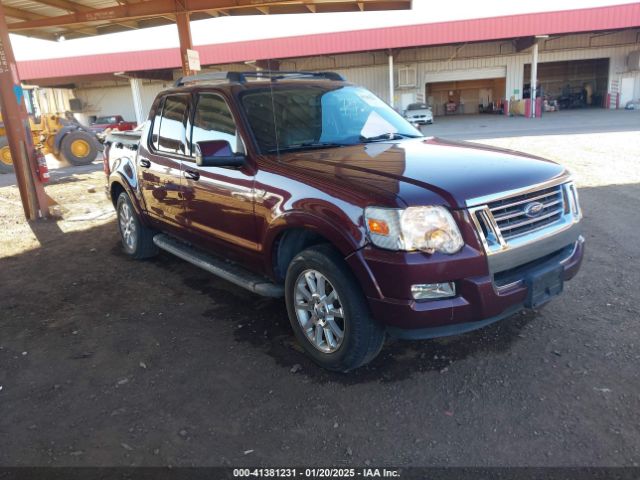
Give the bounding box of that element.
[17,3,640,123]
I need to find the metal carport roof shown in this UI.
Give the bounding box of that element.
[15,2,640,81]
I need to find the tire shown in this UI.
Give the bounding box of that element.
[285,244,385,372]
[116,192,158,259]
[60,130,99,166]
[0,137,14,174]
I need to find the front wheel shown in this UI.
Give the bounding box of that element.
[285,244,385,372]
[61,130,99,166]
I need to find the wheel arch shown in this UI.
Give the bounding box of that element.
[265,212,381,299]
[109,176,146,220]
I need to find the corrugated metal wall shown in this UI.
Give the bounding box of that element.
[71,29,639,119]
[280,29,640,112]
[332,65,391,103]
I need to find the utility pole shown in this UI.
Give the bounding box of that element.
[0,4,49,219]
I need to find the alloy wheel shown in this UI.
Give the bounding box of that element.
[294,269,345,353]
[118,202,137,251]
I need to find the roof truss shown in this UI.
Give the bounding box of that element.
[1,0,412,40]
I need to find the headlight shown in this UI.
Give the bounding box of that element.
[364,206,464,254]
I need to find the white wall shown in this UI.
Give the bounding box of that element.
[74,79,170,125]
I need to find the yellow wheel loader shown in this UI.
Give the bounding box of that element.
[0,88,101,174]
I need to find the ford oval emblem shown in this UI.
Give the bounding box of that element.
[524,201,544,218]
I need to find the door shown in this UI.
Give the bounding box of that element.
[620,77,634,108]
[400,93,414,113]
[181,92,259,264]
[139,94,190,229]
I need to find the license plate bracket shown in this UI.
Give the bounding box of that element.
[524,264,564,308]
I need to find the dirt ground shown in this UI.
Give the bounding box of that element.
[0,110,639,467]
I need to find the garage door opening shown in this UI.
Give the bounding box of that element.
[426,77,507,116]
[523,58,610,109]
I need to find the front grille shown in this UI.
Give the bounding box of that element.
[487,185,565,240]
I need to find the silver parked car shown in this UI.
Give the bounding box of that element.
[404,102,434,125]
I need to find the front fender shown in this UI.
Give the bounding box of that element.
[264,211,361,257]
[262,211,383,299]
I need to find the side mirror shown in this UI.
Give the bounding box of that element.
[195,140,245,168]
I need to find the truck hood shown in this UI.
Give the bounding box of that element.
[282,137,569,208]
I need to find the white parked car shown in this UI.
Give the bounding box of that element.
[404,102,434,125]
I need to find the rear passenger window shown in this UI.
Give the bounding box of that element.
[190,93,240,154]
[150,98,164,150]
[157,95,190,155]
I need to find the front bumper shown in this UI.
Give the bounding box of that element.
[357,235,584,339]
[407,118,433,125]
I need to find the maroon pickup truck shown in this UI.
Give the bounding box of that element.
[90,115,136,140]
[104,71,584,371]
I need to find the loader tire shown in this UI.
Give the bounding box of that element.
[0,137,14,174]
[61,130,99,166]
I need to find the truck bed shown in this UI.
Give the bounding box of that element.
[106,129,142,148]
[104,129,142,174]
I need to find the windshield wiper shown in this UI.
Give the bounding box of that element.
[267,142,348,153]
[360,132,422,143]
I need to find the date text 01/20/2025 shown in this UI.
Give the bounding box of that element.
[232,468,401,478]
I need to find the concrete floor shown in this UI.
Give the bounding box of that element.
[420,108,640,140]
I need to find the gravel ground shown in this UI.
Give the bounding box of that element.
[0,110,639,467]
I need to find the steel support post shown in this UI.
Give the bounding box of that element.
[530,41,539,118]
[0,5,49,219]
[388,51,395,109]
[176,11,195,77]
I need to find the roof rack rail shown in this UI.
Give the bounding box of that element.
[174,70,345,87]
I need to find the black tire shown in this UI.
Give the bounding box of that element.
[285,244,385,372]
[60,130,99,166]
[116,192,158,259]
[0,137,14,174]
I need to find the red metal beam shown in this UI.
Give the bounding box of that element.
[0,5,49,219]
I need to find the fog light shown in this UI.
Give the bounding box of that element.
[411,282,456,300]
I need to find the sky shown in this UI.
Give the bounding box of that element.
[9,0,639,61]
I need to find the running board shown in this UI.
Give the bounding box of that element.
[153,234,284,298]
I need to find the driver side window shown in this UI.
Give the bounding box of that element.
[190,93,242,156]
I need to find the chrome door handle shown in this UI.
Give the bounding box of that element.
[139,158,151,168]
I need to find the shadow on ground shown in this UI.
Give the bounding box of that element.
[5,212,535,388]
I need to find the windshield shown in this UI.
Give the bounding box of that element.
[240,85,422,153]
[94,116,117,124]
[407,103,429,110]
